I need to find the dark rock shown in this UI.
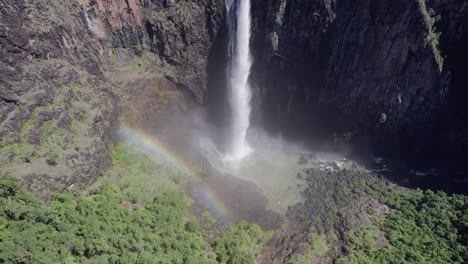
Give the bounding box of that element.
[249,0,468,177]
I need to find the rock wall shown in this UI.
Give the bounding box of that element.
[250,0,333,137]
[250,0,468,170]
[0,0,116,197]
[0,0,225,197]
[1,0,467,195]
[80,0,225,102]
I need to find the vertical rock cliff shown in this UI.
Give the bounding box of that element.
[250,0,468,172]
[1,0,467,195]
[80,0,225,101]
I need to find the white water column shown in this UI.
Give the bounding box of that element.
[225,0,253,161]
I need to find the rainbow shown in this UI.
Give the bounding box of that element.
[117,126,231,221]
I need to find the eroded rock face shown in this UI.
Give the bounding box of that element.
[81,0,225,102]
[2,0,466,195]
[250,0,468,170]
[250,0,334,136]
[0,0,116,197]
[0,0,225,197]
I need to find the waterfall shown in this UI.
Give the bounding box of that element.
[225,0,253,162]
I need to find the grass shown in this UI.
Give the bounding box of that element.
[0,142,36,164]
[2,81,93,166]
[132,58,145,71]
[20,116,36,137]
[20,103,66,138]
[94,142,190,203]
[39,120,54,145]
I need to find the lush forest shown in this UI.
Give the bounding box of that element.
[0,175,273,263]
[340,188,468,263]
[0,144,269,263]
[0,143,466,263]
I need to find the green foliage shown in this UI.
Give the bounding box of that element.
[296,168,467,263]
[212,222,271,264]
[133,44,145,57]
[0,143,270,263]
[419,1,444,70]
[160,57,167,68]
[107,143,188,203]
[339,189,468,264]
[1,102,73,167]
[0,175,217,263]
[287,233,331,264]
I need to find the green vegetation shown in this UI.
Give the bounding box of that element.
[287,234,332,264]
[1,139,466,264]
[0,176,216,263]
[160,57,167,68]
[339,189,467,264]
[290,168,467,263]
[212,222,271,264]
[132,59,145,71]
[133,45,146,57]
[0,143,269,263]
[106,142,188,203]
[0,82,94,169]
[19,103,64,138]
[419,0,444,70]
[0,142,36,163]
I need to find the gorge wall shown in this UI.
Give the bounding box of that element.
[1,0,467,195]
[249,0,468,173]
[0,0,116,197]
[0,0,225,196]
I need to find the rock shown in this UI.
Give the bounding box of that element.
[81,0,225,103]
[0,0,226,198]
[337,197,389,232]
[333,161,343,170]
[250,0,468,173]
[379,113,387,124]
[297,155,308,165]
[0,0,117,198]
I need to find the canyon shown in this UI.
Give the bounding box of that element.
[2,0,467,191]
[0,0,467,263]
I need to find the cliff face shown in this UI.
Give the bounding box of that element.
[1,0,467,195]
[250,0,468,170]
[80,0,225,102]
[250,0,333,134]
[0,0,116,197]
[0,0,225,196]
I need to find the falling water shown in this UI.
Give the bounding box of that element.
[225,0,253,162]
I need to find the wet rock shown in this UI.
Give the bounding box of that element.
[251,0,468,172]
[379,113,387,124]
[297,155,308,165]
